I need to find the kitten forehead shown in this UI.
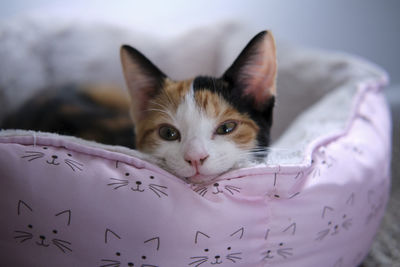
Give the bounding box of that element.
[176,86,214,140]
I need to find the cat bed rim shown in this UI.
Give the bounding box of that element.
[0,74,388,183]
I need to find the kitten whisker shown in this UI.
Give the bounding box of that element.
[147,100,174,118]
[148,99,170,110]
[145,108,173,119]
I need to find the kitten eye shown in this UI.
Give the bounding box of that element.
[227,246,231,250]
[215,121,237,135]
[115,252,121,256]
[159,125,180,141]
[204,248,209,252]
[141,255,147,260]
[52,229,58,234]
[28,224,33,229]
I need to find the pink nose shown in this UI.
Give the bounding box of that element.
[184,154,209,167]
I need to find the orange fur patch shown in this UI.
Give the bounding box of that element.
[134,79,192,151]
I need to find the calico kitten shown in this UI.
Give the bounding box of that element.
[1,31,276,184]
[120,30,277,183]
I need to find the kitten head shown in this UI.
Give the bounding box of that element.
[120,31,276,183]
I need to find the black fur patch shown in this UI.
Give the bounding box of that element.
[1,85,135,148]
[192,76,274,147]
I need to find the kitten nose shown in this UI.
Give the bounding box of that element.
[184,154,209,167]
[184,139,209,168]
[39,235,46,240]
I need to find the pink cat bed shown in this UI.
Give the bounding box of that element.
[0,22,392,267]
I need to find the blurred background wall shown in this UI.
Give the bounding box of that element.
[1,0,399,85]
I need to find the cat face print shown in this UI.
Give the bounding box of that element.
[107,162,168,199]
[100,228,160,267]
[120,31,277,184]
[315,194,354,241]
[365,189,385,225]
[189,227,244,266]
[310,147,336,178]
[262,223,296,262]
[14,200,72,253]
[21,146,84,172]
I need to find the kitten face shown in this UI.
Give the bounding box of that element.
[134,79,259,183]
[121,31,277,183]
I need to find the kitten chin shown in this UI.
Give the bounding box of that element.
[121,30,277,183]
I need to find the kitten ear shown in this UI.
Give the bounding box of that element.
[223,31,277,111]
[120,45,167,122]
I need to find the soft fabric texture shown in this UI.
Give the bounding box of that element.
[0,19,392,267]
